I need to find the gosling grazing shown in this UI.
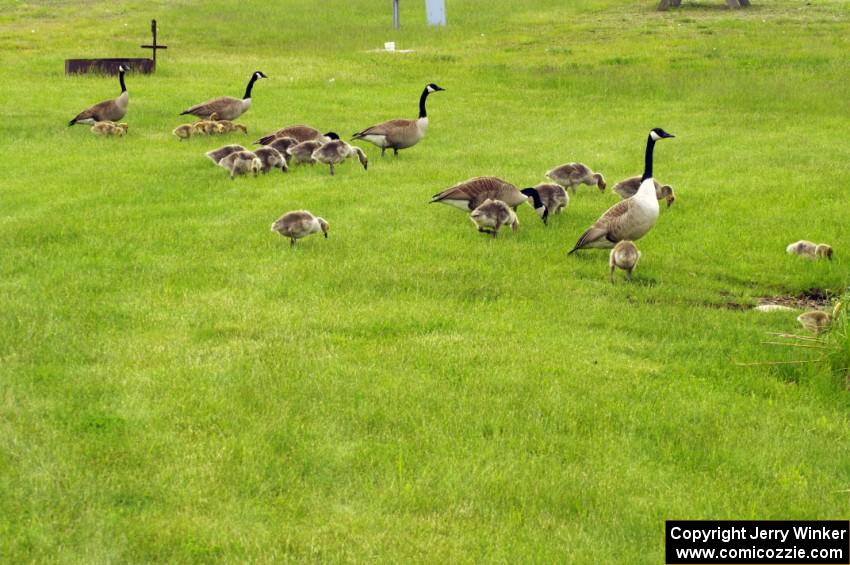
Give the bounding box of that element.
[311,133,368,175]
[286,140,325,165]
[569,128,675,254]
[218,150,261,179]
[352,83,445,157]
[469,199,519,237]
[786,240,833,260]
[609,241,641,282]
[430,176,548,224]
[217,120,248,134]
[91,121,126,136]
[255,125,326,145]
[612,176,676,208]
[254,146,288,173]
[173,124,194,140]
[267,136,299,160]
[545,163,606,194]
[534,183,569,216]
[180,71,267,120]
[69,64,129,126]
[206,144,247,164]
[797,310,831,334]
[271,210,329,247]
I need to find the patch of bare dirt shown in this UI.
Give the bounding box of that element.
[758,288,833,310]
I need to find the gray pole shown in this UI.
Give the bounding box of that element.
[392,0,400,28]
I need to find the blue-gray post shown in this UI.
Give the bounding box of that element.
[393,0,400,28]
[425,0,446,26]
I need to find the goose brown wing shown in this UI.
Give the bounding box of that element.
[430,176,508,205]
[353,119,413,138]
[181,96,241,118]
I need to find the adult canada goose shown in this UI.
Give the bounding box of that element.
[267,136,299,160]
[534,183,569,216]
[545,163,606,194]
[173,124,194,140]
[430,176,548,224]
[68,64,129,126]
[180,71,267,120]
[254,146,288,173]
[286,140,325,165]
[352,83,445,157]
[609,240,641,282]
[786,240,833,260]
[612,176,676,208]
[469,199,519,237]
[255,125,326,146]
[206,144,247,164]
[311,133,368,175]
[797,310,831,334]
[271,211,329,247]
[218,150,261,179]
[569,128,675,254]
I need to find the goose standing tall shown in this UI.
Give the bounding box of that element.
[180,71,267,120]
[68,65,129,126]
[569,128,675,254]
[352,83,445,157]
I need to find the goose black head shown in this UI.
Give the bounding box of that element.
[254,71,268,80]
[649,128,675,141]
[426,83,445,93]
[118,64,129,73]
[324,132,340,140]
[520,187,549,225]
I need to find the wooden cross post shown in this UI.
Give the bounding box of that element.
[140,19,167,68]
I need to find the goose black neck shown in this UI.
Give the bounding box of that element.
[642,135,656,181]
[118,70,126,93]
[418,88,430,119]
[243,75,258,100]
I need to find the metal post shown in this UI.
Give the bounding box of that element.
[392,0,400,29]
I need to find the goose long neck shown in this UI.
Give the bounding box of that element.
[118,70,126,93]
[642,134,656,181]
[418,88,430,119]
[243,75,258,100]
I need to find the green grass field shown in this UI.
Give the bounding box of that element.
[3,0,850,561]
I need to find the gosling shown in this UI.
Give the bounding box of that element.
[218,150,261,179]
[91,121,126,136]
[271,210,329,247]
[534,183,569,217]
[469,199,519,237]
[609,240,641,282]
[786,240,833,260]
[173,124,194,140]
[286,140,324,165]
[254,146,288,173]
[797,310,831,334]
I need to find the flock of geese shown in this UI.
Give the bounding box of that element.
[67,68,835,299]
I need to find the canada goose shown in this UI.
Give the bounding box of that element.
[180,71,267,120]
[206,144,247,164]
[609,240,641,282]
[352,83,445,157]
[267,136,299,160]
[255,125,326,146]
[254,146,288,173]
[545,163,606,194]
[612,176,676,208]
[90,121,124,136]
[173,124,194,140]
[286,140,325,165]
[217,121,248,134]
[469,199,519,237]
[271,210,329,247]
[311,133,368,175]
[68,64,129,126]
[218,150,261,179]
[430,176,548,224]
[534,183,569,216]
[786,240,833,260]
[569,128,675,254]
[797,310,831,334]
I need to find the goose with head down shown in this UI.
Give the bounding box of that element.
[430,176,548,224]
[569,128,675,254]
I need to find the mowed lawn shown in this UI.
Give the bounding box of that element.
[2,0,850,561]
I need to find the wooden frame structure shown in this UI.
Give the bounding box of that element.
[658,0,750,9]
